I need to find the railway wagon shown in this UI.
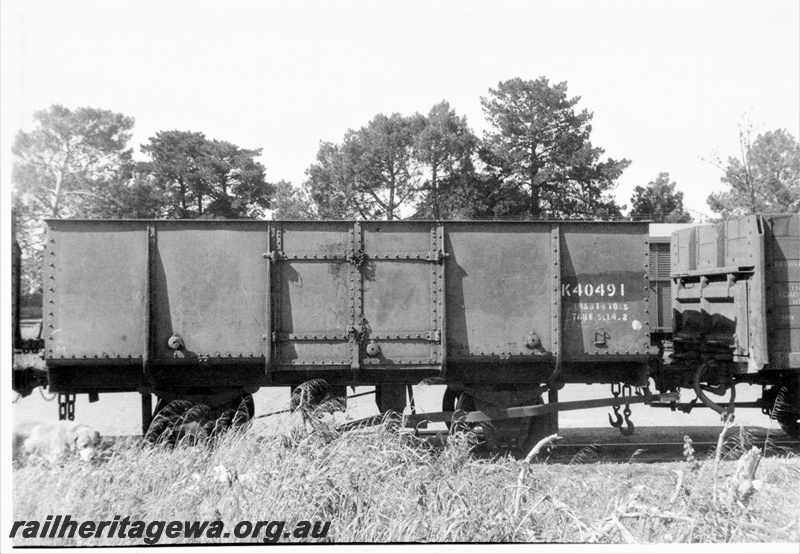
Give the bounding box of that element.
[36,219,662,451]
[658,214,799,436]
[16,215,800,449]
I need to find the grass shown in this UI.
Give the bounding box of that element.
[11,415,800,546]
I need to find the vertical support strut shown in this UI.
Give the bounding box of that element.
[546,224,563,435]
[140,223,155,435]
[548,225,563,385]
[141,392,153,435]
[271,223,284,377]
[143,224,155,383]
[548,388,559,434]
[434,222,447,375]
[350,221,363,375]
[264,221,273,380]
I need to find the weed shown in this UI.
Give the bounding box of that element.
[11,421,800,546]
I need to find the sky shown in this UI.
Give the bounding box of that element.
[1,0,799,222]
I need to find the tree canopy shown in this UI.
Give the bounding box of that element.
[12,105,136,292]
[478,77,629,218]
[629,172,692,223]
[12,104,135,219]
[412,101,478,219]
[269,180,317,220]
[140,130,274,219]
[303,84,631,222]
[11,106,277,293]
[305,114,425,220]
[707,127,800,218]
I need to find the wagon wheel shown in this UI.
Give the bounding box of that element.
[208,393,256,438]
[441,386,476,432]
[444,386,554,459]
[144,393,255,445]
[513,396,557,459]
[375,385,407,415]
[773,384,800,439]
[144,399,212,445]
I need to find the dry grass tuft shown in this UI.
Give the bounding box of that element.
[12,418,800,546]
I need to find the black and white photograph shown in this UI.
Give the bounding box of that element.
[2,0,799,551]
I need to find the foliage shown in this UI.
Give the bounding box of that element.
[305,113,426,220]
[478,77,629,218]
[12,105,135,219]
[140,130,274,219]
[303,142,365,219]
[11,418,800,546]
[707,126,800,218]
[412,102,478,219]
[269,180,318,220]
[629,172,692,223]
[11,105,136,293]
[84,169,168,219]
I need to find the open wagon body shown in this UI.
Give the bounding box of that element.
[12,215,798,449]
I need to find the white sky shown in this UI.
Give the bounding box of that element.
[1,0,799,221]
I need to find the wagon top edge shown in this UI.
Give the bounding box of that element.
[43,218,652,226]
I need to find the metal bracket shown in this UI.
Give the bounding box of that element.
[58,393,76,421]
[348,249,366,269]
[620,384,635,435]
[594,327,607,346]
[430,249,449,263]
[607,383,635,434]
[608,382,623,428]
[347,324,363,343]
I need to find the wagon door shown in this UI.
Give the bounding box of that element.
[270,222,355,371]
[269,221,445,376]
[359,221,445,372]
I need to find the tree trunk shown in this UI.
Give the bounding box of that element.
[528,162,541,218]
[530,187,540,219]
[51,171,64,218]
[388,168,396,221]
[179,178,187,218]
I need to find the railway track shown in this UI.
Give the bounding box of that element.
[408,425,800,463]
[100,427,798,464]
[533,438,800,464]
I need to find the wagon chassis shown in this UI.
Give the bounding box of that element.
[339,389,684,431]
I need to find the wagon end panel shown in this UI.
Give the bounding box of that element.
[44,221,149,364]
[766,214,800,369]
[670,215,769,371]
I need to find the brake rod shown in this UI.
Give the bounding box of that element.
[403,391,681,427]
